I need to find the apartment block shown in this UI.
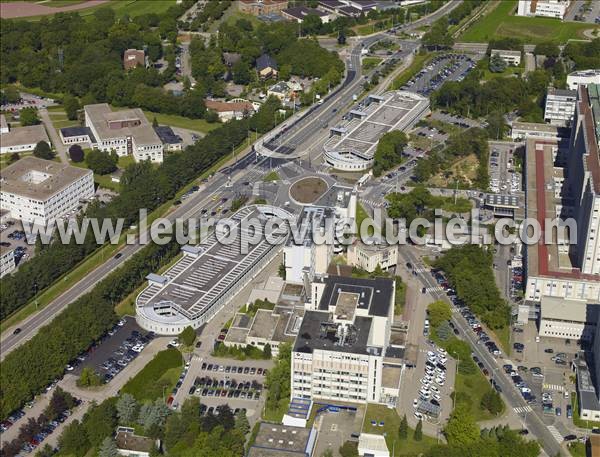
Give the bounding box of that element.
[0,247,16,278]
[517,0,571,19]
[544,87,577,126]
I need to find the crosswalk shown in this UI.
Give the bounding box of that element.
[425,286,446,293]
[543,384,564,392]
[513,406,533,414]
[360,198,385,208]
[546,425,564,443]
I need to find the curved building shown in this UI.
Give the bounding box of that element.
[324,91,429,171]
[136,205,293,334]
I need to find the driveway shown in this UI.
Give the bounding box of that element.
[39,108,68,163]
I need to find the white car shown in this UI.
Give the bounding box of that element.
[435,367,444,375]
[414,411,424,420]
[421,379,432,386]
[427,351,436,358]
[432,393,441,402]
[430,385,440,394]
[419,388,430,396]
[65,364,74,371]
[436,378,445,386]
[413,399,419,408]
[132,344,144,353]
[438,348,447,356]
[439,356,448,364]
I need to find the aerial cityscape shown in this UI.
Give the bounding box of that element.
[0,1,600,457]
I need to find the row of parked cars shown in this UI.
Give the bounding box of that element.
[414,347,449,421]
[99,328,154,383]
[460,307,502,357]
[403,54,474,96]
[192,376,262,400]
[200,362,268,377]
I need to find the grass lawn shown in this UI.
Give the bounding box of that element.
[362,404,438,455]
[121,348,183,402]
[428,154,481,189]
[571,393,600,429]
[263,170,280,182]
[45,0,87,7]
[52,118,80,129]
[222,10,262,28]
[363,57,383,72]
[453,370,501,421]
[141,110,219,134]
[23,0,178,22]
[460,0,598,43]
[356,201,375,236]
[567,441,586,457]
[478,58,524,81]
[491,326,510,355]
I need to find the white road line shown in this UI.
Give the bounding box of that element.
[546,425,564,443]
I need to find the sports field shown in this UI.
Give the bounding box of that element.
[460,0,598,43]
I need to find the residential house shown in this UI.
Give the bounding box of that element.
[256,54,278,79]
[123,49,146,71]
[204,99,256,121]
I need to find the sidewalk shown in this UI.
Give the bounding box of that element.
[39,108,68,163]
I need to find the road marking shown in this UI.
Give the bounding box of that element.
[513,406,533,414]
[543,384,564,392]
[425,286,445,293]
[547,425,564,443]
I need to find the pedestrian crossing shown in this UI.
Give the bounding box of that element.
[543,384,564,392]
[425,286,446,293]
[360,198,385,208]
[513,406,533,414]
[546,425,564,443]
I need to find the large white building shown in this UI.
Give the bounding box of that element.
[136,205,293,334]
[291,275,402,406]
[0,157,94,226]
[0,247,16,278]
[517,0,571,19]
[347,238,398,273]
[323,91,429,171]
[0,115,50,155]
[490,49,522,66]
[567,70,600,91]
[539,296,598,341]
[75,104,163,163]
[544,88,577,126]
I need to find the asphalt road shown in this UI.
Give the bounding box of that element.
[399,247,563,456]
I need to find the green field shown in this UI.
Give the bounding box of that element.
[363,404,438,455]
[460,0,598,43]
[362,57,383,72]
[121,348,183,402]
[21,0,178,22]
[141,110,220,134]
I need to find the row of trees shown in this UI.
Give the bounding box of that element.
[264,343,291,420]
[0,240,180,418]
[372,130,408,177]
[434,245,511,331]
[0,98,286,320]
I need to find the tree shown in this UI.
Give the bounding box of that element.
[33,141,54,160]
[263,343,272,359]
[69,144,85,162]
[1,86,20,104]
[179,326,196,347]
[116,393,139,424]
[321,449,333,457]
[489,53,506,73]
[427,300,452,328]
[444,405,480,446]
[398,414,408,439]
[58,420,90,457]
[235,409,250,435]
[373,130,408,176]
[77,367,103,387]
[8,152,20,164]
[19,107,40,126]
[337,28,347,45]
[83,400,117,448]
[205,109,219,123]
[152,116,158,128]
[339,441,359,457]
[86,149,118,175]
[534,42,560,58]
[481,390,504,415]
[414,419,423,441]
[63,95,80,121]
[98,437,119,457]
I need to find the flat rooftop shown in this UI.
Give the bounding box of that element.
[136,206,292,321]
[0,156,92,201]
[325,91,428,160]
[318,275,394,318]
[248,423,314,457]
[85,103,160,146]
[0,124,49,148]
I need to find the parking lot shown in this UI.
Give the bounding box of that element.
[0,92,57,113]
[72,317,154,384]
[0,219,35,269]
[403,54,475,97]
[488,142,521,195]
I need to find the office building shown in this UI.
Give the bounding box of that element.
[574,357,600,421]
[0,247,16,278]
[247,422,317,457]
[153,126,183,152]
[282,6,332,23]
[567,70,600,91]
[291,275,401,406]
[517,0,571,19]
[490,49,522,66]
[115,427,157,457]
[510,121,570,141]
[324,91,429,171]
[0,116,50,155]
[136,205,293,334]
[538,296,598,341]
[0,157,94,225]
[544,87,577,126]
[347,238,398,273]
[594,312,600,402]
[84,104,163,163]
